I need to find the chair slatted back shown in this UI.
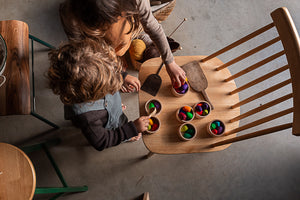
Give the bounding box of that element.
[200,7,300,147]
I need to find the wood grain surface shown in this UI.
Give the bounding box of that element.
[0,143,36,200]
[139,56,240,154]
[0,20,30,115]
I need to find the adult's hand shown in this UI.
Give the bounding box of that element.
[165,60,186,87]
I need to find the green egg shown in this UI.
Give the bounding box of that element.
[186,112,193,120]
[148,102,155,109]
[186,129,195,135]
[183,133,192,139]
[210,123,217,130]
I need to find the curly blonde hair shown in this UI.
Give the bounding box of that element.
[48,39,123,104]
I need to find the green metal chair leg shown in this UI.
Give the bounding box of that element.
[29,34,56,49]
[21,139,88,200]
[35,186,89,194]
[21,138,60,153]
[30,111,59,129]
[29,34,59,129]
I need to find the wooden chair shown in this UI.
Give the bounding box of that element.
[0,20,59,129]
[139,7,299,156]
[0,140,88,200]
[201,7,300,148]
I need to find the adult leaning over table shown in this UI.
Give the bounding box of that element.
[59,0,186,93]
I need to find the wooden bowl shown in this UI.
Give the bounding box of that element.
[146,116,160,134]
[207,119,226,137]
[178,123,197,141]
[176,105,194,123]
[145,99,162,116]
[193,101,211,119]
[171,82,189,97]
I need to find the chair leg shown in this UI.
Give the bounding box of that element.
[31,111,59,129]
[21,138,60,153]
[29,34,58,129]
[29,34,55,49]
[21,139,88,199]
[35,186,88,194]
[146,151,155,159]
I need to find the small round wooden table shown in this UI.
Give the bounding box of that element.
[0,143,36,200]
[139,56,240,155]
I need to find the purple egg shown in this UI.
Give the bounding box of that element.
[217,126,224,134]
[181,83,188,91]
[202,102,209,110]
[179,89,187,94]
[153,101,161,110]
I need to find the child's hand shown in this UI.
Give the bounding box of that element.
[134,116,150,133]
[127,133,142,142]
[122,75,141,93]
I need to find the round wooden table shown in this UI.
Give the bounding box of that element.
[139,56,240,154]
[0,143,36,200]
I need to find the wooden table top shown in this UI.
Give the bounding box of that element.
[0,143,36,200]
[139,56,240,154]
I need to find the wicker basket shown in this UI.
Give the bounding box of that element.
[152,0,176,22]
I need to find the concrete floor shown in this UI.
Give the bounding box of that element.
[1,0,300,199]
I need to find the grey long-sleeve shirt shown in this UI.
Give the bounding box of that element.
[137,0,174,64]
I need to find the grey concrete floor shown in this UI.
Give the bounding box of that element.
[1,0,300,199]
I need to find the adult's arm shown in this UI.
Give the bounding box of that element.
[137,0,174,64]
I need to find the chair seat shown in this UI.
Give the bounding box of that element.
[0,20,30,115]
[139,56,240,154]
[0,143,36,200]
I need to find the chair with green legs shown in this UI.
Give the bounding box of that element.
[0,20,59,129]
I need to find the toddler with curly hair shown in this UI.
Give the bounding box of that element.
[48,39,149,151]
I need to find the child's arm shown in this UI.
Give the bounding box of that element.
[72,110,148,151]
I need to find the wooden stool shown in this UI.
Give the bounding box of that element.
[0,20,58,129]
[0,143,36,199]
[0,139,88,200]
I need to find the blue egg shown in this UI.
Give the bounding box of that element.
[195,105,202,112]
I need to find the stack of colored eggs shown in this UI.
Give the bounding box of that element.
[147,117,160,133]
[194,101,211,118]
[180,124,196,140]
[147,99,161,114]
[208,120,225,136]
[177,105,194,122]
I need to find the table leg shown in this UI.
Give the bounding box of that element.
[146,151,155,159]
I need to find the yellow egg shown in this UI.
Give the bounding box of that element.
[149,118,154,125]
[129,39,146,61]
